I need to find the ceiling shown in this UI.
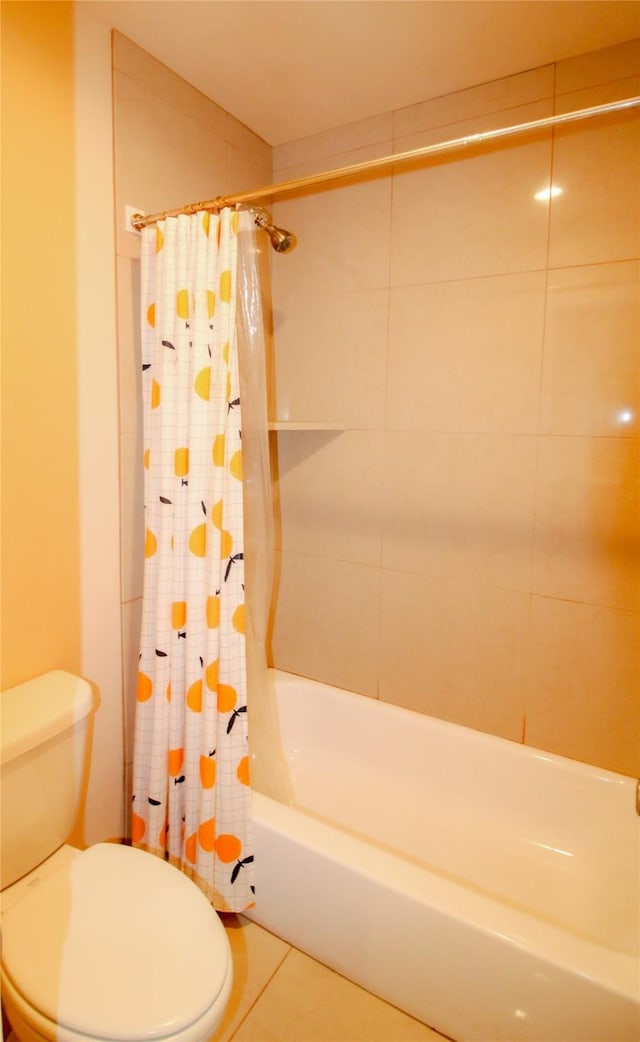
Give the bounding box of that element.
[87,0,640,144]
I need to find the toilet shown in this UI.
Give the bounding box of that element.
[0,671,233,1042]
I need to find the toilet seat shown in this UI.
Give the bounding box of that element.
[1,843,232,1042]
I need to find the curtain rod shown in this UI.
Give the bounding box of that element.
[131,96,640,230]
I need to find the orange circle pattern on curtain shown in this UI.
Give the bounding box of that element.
[132,209,254,912]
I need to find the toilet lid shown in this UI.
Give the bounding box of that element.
[1,844,231,1040]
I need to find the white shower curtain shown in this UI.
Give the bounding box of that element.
[132,208,255,912]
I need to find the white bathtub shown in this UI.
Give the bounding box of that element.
[247,670,640,1042]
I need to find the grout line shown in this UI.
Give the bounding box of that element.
[521,64,558,750]
[375,152,396,702]
[226,944,293,1041]
[528,61,557,626]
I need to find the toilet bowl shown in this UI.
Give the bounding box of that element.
[1,843,233,1042]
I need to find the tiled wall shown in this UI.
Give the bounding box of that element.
[112,33,272,816]
[269,40,640,777]
[113,33,638,783]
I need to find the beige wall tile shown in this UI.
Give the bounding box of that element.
[113,71,232,259]
[271,175,392,297]
[113,32,231,141]
[548,96,639,269]
[271,552,381,697]
[113,37,271,243]
[229,149,271,200]
[555,73,640,114]
[116,257,142,438]
[114,100,232,219]
[213,918,290,1042]
[118,225,143,262]
[121,597,143,766]
[273,140,391,184]
[382,432,537,591]
[393,66,554,138]
[222,112,271,164]
[379,571,527,742]
[172,119,234,188]
[555,39,640,96]
[391,99,554,167]
[271,288,388,427]
[532,437,639,611]
[120,430,145,603]
[276,430,384,566]
[386,272,545,433]
[123,762,133,841]
[274,113,393,173]
[541,261,639,437]
[525,597,640,776]
[232,947,444,1042]
[390,103,553,285]
[392,96,555,151]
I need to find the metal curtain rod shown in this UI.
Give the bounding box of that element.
[131,96,640,230]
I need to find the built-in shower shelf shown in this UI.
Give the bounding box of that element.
[267,420,345,431]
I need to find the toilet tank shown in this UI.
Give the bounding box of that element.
[1,671,97,889]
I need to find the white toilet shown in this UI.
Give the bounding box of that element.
[0,671,233,1042]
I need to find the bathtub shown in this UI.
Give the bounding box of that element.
[246,670,640,1042]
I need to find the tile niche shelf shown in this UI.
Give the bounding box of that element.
[267,420,345,431]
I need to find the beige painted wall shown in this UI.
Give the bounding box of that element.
[111,33,272,826]
[270,40,640,777]
[1,2,124,841]
[1,0,81,688]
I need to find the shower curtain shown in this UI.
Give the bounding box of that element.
[131,208,256,912]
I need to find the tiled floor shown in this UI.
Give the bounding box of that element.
[213,916,450,1042]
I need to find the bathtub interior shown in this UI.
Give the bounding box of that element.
[260,669,639,958]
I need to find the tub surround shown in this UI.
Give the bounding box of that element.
[269,39,640,778]
[113,35,639,786]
